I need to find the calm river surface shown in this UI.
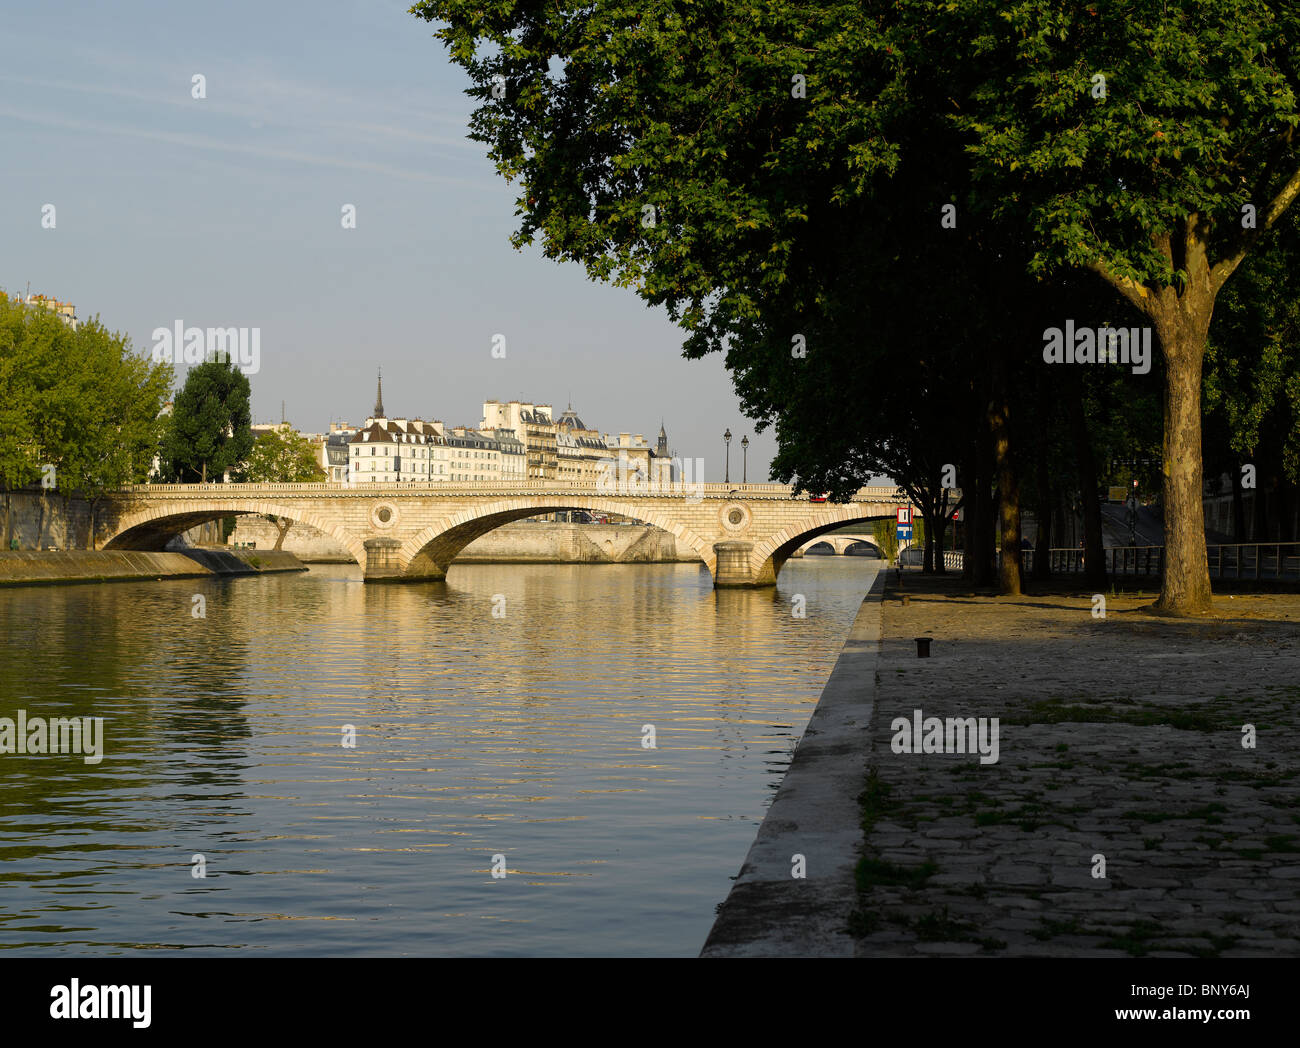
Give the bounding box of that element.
[0,557,879,956]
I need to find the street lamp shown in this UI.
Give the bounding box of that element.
[741,435,749,484]
[724,428,732,483]
[1129,477,1138,547]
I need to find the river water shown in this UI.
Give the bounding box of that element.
[0,556,879,956]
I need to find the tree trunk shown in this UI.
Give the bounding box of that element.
[1065,378,1108,591]
[934,490,950,575]
[273,516,292,551]
[1032,438,1053,581]
[1231,464,1246,540]
[1033,498,1052,581]
[1251,475,1269,541]
[988,375,1021,596]
[1153,329,1213,615]
[960,451,976,581]
[1280,477,1297,543]
[973,442,994,587]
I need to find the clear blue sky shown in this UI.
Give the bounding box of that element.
[0,0,783,481]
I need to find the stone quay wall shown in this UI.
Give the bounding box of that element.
[0,549,305,587]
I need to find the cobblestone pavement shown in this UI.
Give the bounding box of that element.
[852,574,1300,957]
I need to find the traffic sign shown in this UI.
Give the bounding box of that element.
[897,506,912,542]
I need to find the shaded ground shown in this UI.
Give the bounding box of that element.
[852,574,1300,957]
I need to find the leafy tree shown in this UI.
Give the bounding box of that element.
[235,426,327,549]
[160,359,252,483]
[413,1,1300,612]
[1204,204,1300,539]
[410,0,1011,582]
[0,293,172,546]
[935,0,1300,613]
[871,518,900,565]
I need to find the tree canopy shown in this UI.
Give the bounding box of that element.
[159,360,253,483]
[238,427,327,484]
[413,0,1300,613]
[0,293,172,495]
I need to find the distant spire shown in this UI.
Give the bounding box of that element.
[375,368,385,418]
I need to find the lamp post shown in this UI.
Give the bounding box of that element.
[1129,477,1138,547]
[741,435,749,484]
[724,428,732,484]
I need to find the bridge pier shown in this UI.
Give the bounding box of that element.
[362,538,406,582]
[712,541,777,588]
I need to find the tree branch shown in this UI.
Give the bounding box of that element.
[1212,155,1300,293]
[1085,258,1154,316]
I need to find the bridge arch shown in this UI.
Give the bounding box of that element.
[104,501,368,567]
[398,497,716,581]
[840,537,885,557]
[750,510,897,584]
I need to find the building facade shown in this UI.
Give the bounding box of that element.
[9,292,79,329]
[446,426,501,483]
[482,400,558,480]
[556,407,615,485]
[347,376,447,484]
[340,382,671,488]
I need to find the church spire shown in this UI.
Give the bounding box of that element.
[374,368,385,418]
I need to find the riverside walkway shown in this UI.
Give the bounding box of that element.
[705,572,1300,956]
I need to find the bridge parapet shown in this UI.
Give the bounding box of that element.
[114,481,924,503]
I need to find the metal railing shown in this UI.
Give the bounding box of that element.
[1207,543,1300,580]
[1022,543,1300,580]
[899,548,964,570]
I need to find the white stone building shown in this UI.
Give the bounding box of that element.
[481,400,558,479]
[492,429,527,482]
[347,376,446,484]
[446,426,502,483]
[556,407,615,485]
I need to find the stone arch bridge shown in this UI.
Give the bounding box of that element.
[792,533,897,558]
[98,481,925,587]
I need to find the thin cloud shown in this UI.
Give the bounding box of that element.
[0,104,484,185]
